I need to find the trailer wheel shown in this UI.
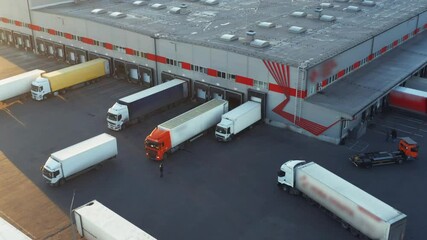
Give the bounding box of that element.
[341,222,349,230]
[398,159,403,164]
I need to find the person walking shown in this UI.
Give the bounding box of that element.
[159,162,164,178]
[385,128,391,142]
[391,129,397,142]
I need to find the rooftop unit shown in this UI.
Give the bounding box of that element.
[151,3,167,10]
[91,9,107,14]
[258,22,276,28]
[288,26,307,34]
[345,6,361,12]
[109,12,127,18]
[133,1,149,6]
[250,39,270,48]
[291,11,307,18]
[202,0,219,5]
[170,7,182,14]
[320,3,334,8]
[220,34,238,42]
[320,15,336,22]
[361,1,376,6]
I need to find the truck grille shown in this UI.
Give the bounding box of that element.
[146,149,157,159]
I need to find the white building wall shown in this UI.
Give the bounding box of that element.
[418,11,427,29]
[372,17,417,52]
[0,0,32,34]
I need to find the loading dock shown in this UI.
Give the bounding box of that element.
[209,85,225,100]
[225,90,244,110]
[53,42,65,61]
[113,59,127,80]
[22,34,33,52]
[88,52,112,76]
[193,81,209,102]
[12,32,24,50]
[36,38,47,56]
[138,65,154,88]
[248,88,267,119]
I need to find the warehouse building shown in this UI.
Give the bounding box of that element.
[1,0,427,144]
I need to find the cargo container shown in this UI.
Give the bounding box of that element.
[277,160,407,240]
[73,200,156,240]
[215,101,261,141]
[107,79,188,131]
[0,217,31,240]
[389,86,427,114]
[0,69,45,102]
[145,99,228,160]
[31,58,109,100]
[41,133,117,186]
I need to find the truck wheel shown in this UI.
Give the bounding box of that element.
[341,222,349,230]
[59,178,65,186]
[398,159,403,164]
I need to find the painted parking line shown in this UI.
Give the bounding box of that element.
[347,140,369,152]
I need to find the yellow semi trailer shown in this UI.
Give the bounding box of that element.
[31,58,109,101]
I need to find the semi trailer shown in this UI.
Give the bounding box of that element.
[0,217,31,240]
[0,69,45,103]
[278,160,407,240]
[389,86,427,114]
[31,58,109,100]
[350,137,418,168]
[41,133,117,186]
[215,100,261,142]
[107,79,188,131]
[145,99,228,160]
[73,200,156,240]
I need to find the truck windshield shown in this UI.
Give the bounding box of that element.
[215,126,227,134]
[42,167,53,179]
[107,113,119,121]
[145,140,160,150]
[31,85,41,92]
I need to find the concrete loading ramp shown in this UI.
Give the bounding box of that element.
[0,151,77,239]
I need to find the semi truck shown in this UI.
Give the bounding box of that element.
[350,137,418,168]
[145,99,228,161]
[107,79,188,131]
[277,160,407,240]
[389,86,427,114]
[73,200,156,240]
[0,217,31,240]
[31,58,109,101]
[41,133,117,186]
[0,69,45,103]
[215,100,261,141]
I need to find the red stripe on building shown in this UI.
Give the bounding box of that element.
[146,53,156,61]
[322,79,328,87]
[156,56,167,64]
[80,37,95,45]
[181,62,191,70]
[102,42,113,50]
[368,54,374,61]
[269,83,285,94]
[358,206,382,222]
[353,61,360,70]
[403,34,409,41]
[1,17,9,23]
[14,21,22,26]
[125,48,135,55]
[392,40,398,47]
[235,75,253,86]
[337,69,345,79]
[64,33,73,40]
[28,24,42,31]
[413,28,420,35]
[47,29,56,35]
[207,68,217,77]
[380,46,387,54]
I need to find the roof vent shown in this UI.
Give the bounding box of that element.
[314,7,323,18]
[186,0,199,2]
[345,6,361,12]
[334,0,349,2]
[361,1,376,6]
[288,26,306,34]
[109,12,127,18]
[91,9,107,14]
[180,3,188,8]
[151,3,167,10]
[250,39,270,48]
[202,0,219,5]
[291,11,307,18]
[258,22,276,28]
[220,34,238,42]
[133,1,148,6]
[245,30,256,43]
[319,15,336,22]
[170,7,182,14]
[320,3,334,8]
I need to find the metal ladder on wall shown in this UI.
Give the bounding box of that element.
[294,61,307,123]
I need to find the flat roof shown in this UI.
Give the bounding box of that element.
[36,0,427,67]
[306,30,427,119]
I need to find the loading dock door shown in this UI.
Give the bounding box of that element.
[5,30,13,46]
[88,53,112,76]
[113,59,127,80]
[65,46,77,64]
[0,29,6,44]
[13,32,23,49]
[248,88,267,119]
[54,43,65,61]
[126,63,140,84]
[23,35,33,52]
[209,86,225,100]
[45,41,55,58]
[225,90,243,110]
[139,66,154,88]
[76,50,88,63]
[36,38,46,56]
[161,72,192,96]
[194,81,209,102]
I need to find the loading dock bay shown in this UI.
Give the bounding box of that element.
[1,46,426,239]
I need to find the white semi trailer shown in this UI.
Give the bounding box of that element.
[145,99,228,160]
[277,160,406,240]
[215,101,261,141]
[0,69,45,102]
[73,200,156,240]
[41,133,117,186]
[0,217,31,240]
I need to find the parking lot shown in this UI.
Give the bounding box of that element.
[1,46,426,239]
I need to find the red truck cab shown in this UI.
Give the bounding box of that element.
[145,127,171,161]
[399,137,418,159]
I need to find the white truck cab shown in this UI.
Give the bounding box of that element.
[107,102,129,131]
[31,77,50,100]
[215,118,234,140]
[42,157,63,185]
[277,160,306,188]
